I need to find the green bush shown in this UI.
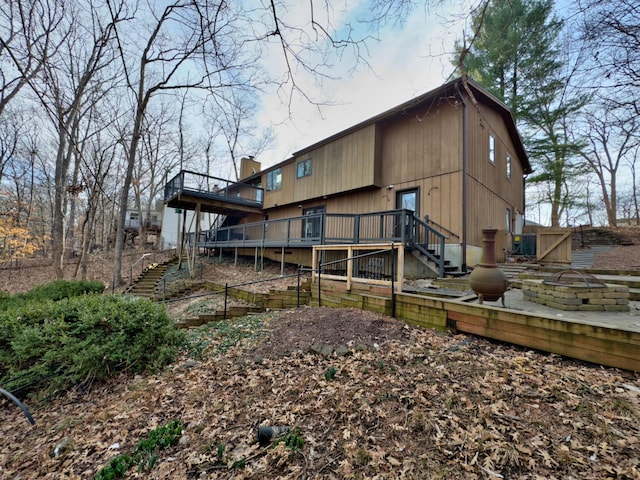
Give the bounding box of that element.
[0,280,105,312]
[0,294,186,398]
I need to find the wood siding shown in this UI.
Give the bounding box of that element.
[464,96,526,247]
[234,80,527,257]
[262,124,379,209]
[377,100,464,240]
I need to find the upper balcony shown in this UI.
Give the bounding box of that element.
[164,170,263,216]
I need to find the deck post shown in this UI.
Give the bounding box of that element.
[391,243,396,317]
[317,252,322,307]
[281,247,285,276]
[346,245,353,291]
[260,222,266,272]
[191,203,201,277]
[320,212,326,245]
[234,247,238,266]
[178,208,187,270]
[353,215,360,243]
[254,247,258,271]
[311,246,317,282]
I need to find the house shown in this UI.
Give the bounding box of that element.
[164,77,532,277]
[124,200,164,247]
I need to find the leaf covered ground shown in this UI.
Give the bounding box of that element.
[1,307,639,479]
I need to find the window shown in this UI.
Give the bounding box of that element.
[506,152,512,179]
[302,206,325,239]
[396,189,418,215]
[266,168,282,191]
[296,158,312,178]
[489,133,496,164]
[506,208,512,233]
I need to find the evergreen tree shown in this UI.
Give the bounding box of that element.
[454,0,589,226]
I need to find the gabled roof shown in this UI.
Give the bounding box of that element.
[258,76,531,177]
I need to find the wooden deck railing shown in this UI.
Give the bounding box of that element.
[190,209,449,275]
[195,209,421,248]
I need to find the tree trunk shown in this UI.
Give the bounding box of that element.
[51,126,69,279]
[112,94,147,286]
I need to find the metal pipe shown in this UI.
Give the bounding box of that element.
[455,80,468,272]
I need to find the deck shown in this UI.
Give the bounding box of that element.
[165,170,451,276]
[164,170,263,215]
[194,210,450,276]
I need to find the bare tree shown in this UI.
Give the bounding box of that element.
[624,142,639,224]
[579,103,639,226]
[202,89,274,181]
[134,101,181,244]
[26,1,123,278]
[578,0,640,100]
[74,131,120,278]
[107,0,273,285]
[0,0,67,116]
[0,108,21,184]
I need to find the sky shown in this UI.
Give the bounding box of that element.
[254,1,472,169]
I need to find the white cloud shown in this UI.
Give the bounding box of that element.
[254,1,471,168]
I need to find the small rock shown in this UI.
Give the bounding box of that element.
[623,383,640,395]
[50,437,72,458]
[320,344,334,356]
[335,345,350,357]
[309,343,334,356]
[355,343,368,352]
[179,434,190,446]
[179,360,199,370]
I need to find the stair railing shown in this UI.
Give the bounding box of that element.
[423,215,460,239]
[411,215,447,278]
[129,253,152,286]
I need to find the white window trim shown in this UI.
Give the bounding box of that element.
[489,133,496,165]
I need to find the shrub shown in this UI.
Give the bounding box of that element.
[0,294,186,398]
[0,280,105,312]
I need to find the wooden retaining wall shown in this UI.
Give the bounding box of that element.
[202,281,311,309]
[311,280,640,372]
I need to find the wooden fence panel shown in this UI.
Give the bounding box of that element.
[536,228,572,264]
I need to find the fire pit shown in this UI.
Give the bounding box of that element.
[522,270,629,312]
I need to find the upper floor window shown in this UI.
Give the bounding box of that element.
[297,158,312,178]
[266,168,282,191]
[489,133,496,165]
[506,152,512,179]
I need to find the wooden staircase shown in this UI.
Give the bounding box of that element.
[411,249,464,277]
[127,258,188,300]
